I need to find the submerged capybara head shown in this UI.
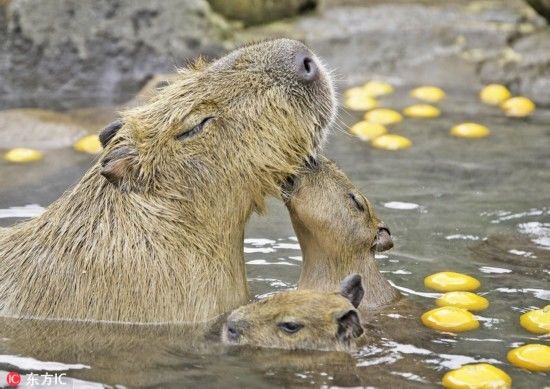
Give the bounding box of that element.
[98,39,335,203]
[284,156,392,254]
[222,274,365,351]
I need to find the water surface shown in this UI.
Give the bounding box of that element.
[0,87,549,388]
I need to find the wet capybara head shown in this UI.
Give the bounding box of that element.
[284,156,392,255]
[222,274,365,351]
[99,39,335,201]
[282,156,400,308]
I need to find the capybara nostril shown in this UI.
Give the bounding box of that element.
[295,50,318,82]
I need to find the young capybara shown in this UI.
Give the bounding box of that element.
[222,274,365,351]
[283,156,400,312]
[0,39,336,323]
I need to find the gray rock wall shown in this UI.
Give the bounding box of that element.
[208,0,318,26]
[527,0,550,21]
[237,0,550,106]
[0,0,230,110]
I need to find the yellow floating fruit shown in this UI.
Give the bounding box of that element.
[424,272,480,292]
[450,123,490,139]
[480,84,511,105]
[500,96,536,117]
[350,121,388,141]
[520,305,550,334]
[364,108,403,125]
[436,292,489,312]
[442,364,511,389]
[344,86,369,99]
[344,95,378,111]
[73,135,102,154]
[421,306,479,332]
[3,148,43,163]
[403,104,441,118]
[363,81,394,97]
[410,86,446,102]
[507,344,550,372]
[371,134,412,151]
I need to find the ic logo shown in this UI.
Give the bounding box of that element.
[6,371,21,387]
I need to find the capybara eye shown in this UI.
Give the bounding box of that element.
[277,321,304,334]
[348,193,365,212]
[177,116,214,140]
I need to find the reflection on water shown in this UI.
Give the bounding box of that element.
[0,204,45,219]
[0,87,549,387]
[383,201,420,210]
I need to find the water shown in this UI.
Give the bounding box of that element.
[0,87,549,388]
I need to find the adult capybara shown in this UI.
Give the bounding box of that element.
[283,156,400,312]
[0,39,336,323]
[222,274,365,351]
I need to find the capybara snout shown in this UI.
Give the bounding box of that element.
[294,48,318,82]
[374,222,393,252]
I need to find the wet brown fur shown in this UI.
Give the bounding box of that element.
[0,39,335,323]
[285,157,400,311]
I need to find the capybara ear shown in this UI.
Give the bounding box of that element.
[337,310,364,341]
[339,273,364,308]
[99,120,123,148]
[373,223,393,252]
[100,145,137,188]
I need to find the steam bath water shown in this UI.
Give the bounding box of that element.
[0,85,549,388]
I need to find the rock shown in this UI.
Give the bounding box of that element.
[0,109,88,150]
[527,0,550,22]
[479,28,550,106]
[0,0,231,111]
[66,72,181,130]
[0,69,178,153]
[236,0,548,105]
[207,0,318,26]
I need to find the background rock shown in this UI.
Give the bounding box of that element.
[527,0,550,21]
[0,109,87,149]
[236,0,550,106]
[1,0,549,111]
[0,0,230,111]
[0,73,180,152]
[207,0,318,26]
[479,28,550,106]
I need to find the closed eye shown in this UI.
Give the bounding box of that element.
[349,193,365,212]
[177,116,214,140]
[277,321,304,334]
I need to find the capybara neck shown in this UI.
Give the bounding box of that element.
[0,159,253,322]
[0,39,335,323]
[296,229,400,312]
